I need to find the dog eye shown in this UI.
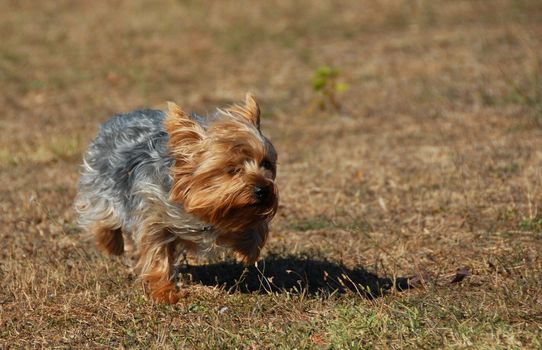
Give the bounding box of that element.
[261,159,273,170]
[228,167,242,176]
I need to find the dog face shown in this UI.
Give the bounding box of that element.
[164,94,278,232]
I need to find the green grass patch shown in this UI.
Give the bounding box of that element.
[519,216,542,234]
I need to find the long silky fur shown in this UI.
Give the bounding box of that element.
[75,95,278,303]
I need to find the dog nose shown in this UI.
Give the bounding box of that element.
[253,185,271,201]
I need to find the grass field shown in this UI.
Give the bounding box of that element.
[1,0,542,348]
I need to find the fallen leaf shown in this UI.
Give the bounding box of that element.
[451,267,471,283]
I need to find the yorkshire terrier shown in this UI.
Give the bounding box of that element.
[75,94,278,303]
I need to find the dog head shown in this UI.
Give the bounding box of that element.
[164,93,278,232]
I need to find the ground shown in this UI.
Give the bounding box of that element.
[1,0,541,348]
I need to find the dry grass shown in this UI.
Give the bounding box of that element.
[1,0,542,348]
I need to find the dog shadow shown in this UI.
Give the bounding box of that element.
[177,254,414,298]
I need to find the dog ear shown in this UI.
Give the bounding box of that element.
[166,101,187,119]
[225,93,261,129]
[164,102,205,149]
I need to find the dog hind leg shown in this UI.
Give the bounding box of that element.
[94,226,124,256]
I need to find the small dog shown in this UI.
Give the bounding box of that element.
[75,94,278,303]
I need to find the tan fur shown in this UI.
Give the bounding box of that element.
[224,93,261,129]
[138,231,179,304]
[216,223,269,264]
[165,97,278,234]
[94,226,124,256]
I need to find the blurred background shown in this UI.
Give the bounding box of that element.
[2,1,541,158]
[1,0,541,347]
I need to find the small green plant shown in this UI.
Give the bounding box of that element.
[312,66,349,112]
